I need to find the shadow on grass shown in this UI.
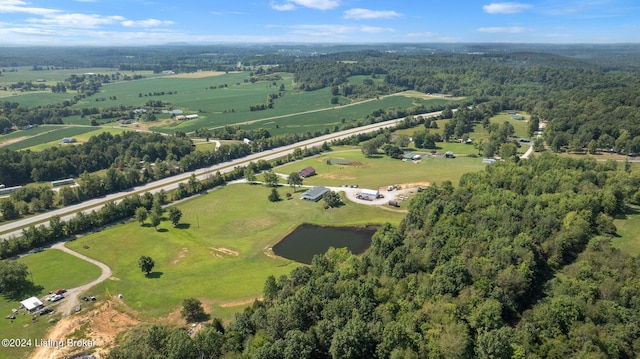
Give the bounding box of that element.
[2,282,45,301]
[145,272,163,279]
[187,312,211,323]
[141,223,152,228]
[175,223,191,230]
[156,228,169,233]
[613,205,640,220]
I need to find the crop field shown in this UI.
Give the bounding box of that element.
[277,148,488,189]
[239,96,455,136]
[0,249,102,359]
[0,67,160,103]
[64,183,405,319]
[3,126,97,151]
[22,127,134,152]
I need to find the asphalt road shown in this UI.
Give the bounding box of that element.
[0,110,445,240]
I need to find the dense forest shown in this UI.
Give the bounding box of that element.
[107,154,640,358]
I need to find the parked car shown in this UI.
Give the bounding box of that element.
[39,308,53,315]
[89,294,96,301]
[48,294,63,302]
[81,296,89,302]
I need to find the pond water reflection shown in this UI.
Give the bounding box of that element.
[272,224,375,264]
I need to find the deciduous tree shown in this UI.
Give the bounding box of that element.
[138,255,155,276]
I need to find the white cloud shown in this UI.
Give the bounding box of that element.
[360,26,394,33]
[483,2,532,14]
[28,13,126,28]
[271,0,340,11]
[121,19,174,27]
[477,26,531,33]
[270,2,297,11]
[343,8,402,20]
[0,0,60,15]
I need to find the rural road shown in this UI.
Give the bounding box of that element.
[49,242,112,315]
[0,110,446,240]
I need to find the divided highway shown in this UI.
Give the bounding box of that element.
[0,111,444,240]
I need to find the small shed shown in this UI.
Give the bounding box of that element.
[360,189,379,200]
[20,297,43,312]
[298,166,316,178]
[300,186,329,201]
[482,158,497,164]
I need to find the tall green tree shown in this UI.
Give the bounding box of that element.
[138,255,155,276]
[168,207,182,227]
[181,298,208,323]
[134,207,148,225]
[262,170,279,187]
[0,261,29,296]
[287,172,303,192]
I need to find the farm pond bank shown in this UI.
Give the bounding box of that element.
[272,224,377,264]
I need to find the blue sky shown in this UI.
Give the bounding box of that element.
[0,0,638,46]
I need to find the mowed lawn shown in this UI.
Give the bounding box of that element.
[276,148,488,189]
[0,250,102,359]
[612,205,640,256]
[65,183,405,320]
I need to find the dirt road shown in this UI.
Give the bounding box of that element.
[50,242,112,315]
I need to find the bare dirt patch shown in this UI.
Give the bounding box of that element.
[210,247,240,257]
[29,300,139,359]
[109,276,120,281]
[0,136,28,147]
[219,296,263,308]
[172,247,189,265]
[166,71,230,79]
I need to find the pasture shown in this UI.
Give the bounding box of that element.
[276,147,488,189]
[64,183,405,320]
[0,249,102,359]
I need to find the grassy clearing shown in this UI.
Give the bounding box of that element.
[277,147,487,188]
[611,205,640,256]
[0,249,102,359]
[64,183,405,320]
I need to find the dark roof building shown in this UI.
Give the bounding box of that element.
[300,186,329,201]
[298,166,316,178]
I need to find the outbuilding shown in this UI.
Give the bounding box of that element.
[20,297,44,312]
[298,166,316,178]
[360,189,380,200]
[300,186,329,201]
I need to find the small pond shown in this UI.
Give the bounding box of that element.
[272,224,376,264]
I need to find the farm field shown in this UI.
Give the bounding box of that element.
[21,127,133,152]
[0,249,102,359]
[64,182,405,320]
[2,126,98,151]
[277,147,488,189]
[240,95,455,137]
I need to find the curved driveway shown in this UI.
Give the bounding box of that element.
[50,242,112,315]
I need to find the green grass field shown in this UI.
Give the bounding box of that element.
[0,249,102,359]
[611,205,640,256]
[277,147,488,189]
[64,183,405,320]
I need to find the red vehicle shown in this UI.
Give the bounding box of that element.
[54,289,66,295]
